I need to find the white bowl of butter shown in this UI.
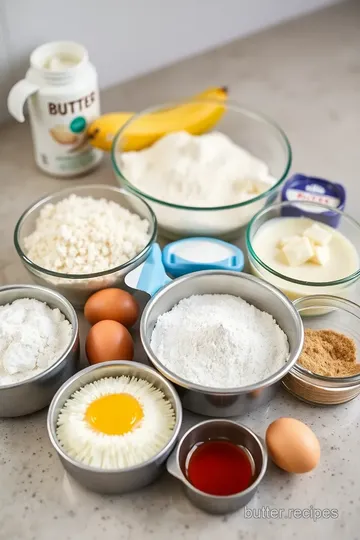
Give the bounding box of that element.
[246,201,360,301]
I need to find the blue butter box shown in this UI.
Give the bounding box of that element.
[281,173,346,228]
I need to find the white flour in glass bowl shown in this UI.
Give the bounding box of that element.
[119,131,276,236]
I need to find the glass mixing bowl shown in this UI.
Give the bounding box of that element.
[246,200,360,301]
[111,100,291,239]
[283,295,360,405]
[14,185,157,308]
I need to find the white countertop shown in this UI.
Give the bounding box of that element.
[1,2,360,539]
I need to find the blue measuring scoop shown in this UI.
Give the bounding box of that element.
[125,240,244,297]
[162,237,244,278]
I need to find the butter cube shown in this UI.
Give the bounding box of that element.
[277,235,302,249]
[310,245,330,266]
[303,223,332,246]
[282,236,314,267]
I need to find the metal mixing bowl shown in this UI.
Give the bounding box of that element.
[0,284,79,417]
[14,185,157,308]
[140,271,304,416]
[47,361,183,494]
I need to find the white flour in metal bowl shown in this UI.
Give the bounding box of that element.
[0,298,72,385]
[150,294,289,388]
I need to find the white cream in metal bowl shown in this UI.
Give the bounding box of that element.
[0,284,79,417]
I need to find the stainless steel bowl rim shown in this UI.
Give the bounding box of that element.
[14,184,157,280]
[111,99,292,211]
[173,419,268,500]
[47,360,183,474]
[291,293,360,385]
[0,284,78,389]
[140,270,304,394]
[247,200,360,286]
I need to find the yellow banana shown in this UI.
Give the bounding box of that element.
[87,86,228,152]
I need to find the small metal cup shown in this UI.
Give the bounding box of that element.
[166,419,267,514]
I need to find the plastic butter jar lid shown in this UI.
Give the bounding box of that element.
[162,237,244,278]
[281,174,346,228]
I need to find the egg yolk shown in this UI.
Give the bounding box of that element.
[85,393,144,435]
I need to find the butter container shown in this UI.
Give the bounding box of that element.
[7,41,102,177]
[281,174,346,228]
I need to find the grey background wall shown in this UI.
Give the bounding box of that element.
[0,0,339,123]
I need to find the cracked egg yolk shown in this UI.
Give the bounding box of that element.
[85,393,144,435]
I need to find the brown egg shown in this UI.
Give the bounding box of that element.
[85,320,134,364]
[84,288,139,328]
[265,417,320,473]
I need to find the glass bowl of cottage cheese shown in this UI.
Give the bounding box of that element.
[14,185,157,308]
[112,100,292,239]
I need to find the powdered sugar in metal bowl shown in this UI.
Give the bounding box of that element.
[150,294,289,388]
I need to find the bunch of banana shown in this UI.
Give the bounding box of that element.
[87,86,228,152]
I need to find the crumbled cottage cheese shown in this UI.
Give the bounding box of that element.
[24,194,150,274]
[0,298,72,385]
[120,131,276,207]
[150,294,289,388]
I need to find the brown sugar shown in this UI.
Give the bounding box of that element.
[298,328,360,378]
